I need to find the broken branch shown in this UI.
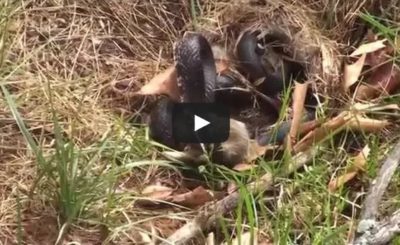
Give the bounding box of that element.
[352,139,400,244]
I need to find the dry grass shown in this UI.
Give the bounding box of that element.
[0,0,191,244]
[299,0,399,44]
[0,0,399,244]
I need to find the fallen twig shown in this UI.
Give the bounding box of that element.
[161,149,316,244]
[352,139,400,244]
[353,209,400,245]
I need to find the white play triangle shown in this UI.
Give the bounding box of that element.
[194,115,210,132]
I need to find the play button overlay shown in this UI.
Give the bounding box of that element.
[172,103,230,144]
[194,115,210,132]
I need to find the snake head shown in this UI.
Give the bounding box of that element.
[235,28,307,96]
[235,29,267,81]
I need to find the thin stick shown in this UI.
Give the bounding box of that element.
[353,209,400,245]
[352,139,400,244]
[360,139,400,221]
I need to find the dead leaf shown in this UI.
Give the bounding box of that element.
[151,218,182,237]
[354,84,378,101]
[233,163,256,171]
[137,49,230,101]
[288,82,309,147]
[141,185,174,200]
[355,63,400,100]
[246,140,280,162]
[139,185,223,208]
[328,145,370,192]
[328,171,359,192]
[365,46,393,67]
[343,54,366,90]
[171,186,219,208]
[223,231,260,245]
[137,66,180,101]
[207,232,215,245]
[227,182,238,194]
[350,39,387,57]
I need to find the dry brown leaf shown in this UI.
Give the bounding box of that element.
[355,63,400,100]
[171,186,219,208]
[350,39,387,57]
[233,163,256,171]
[246,141,280,162]
[141,185,174,200]
[328,145,370,192]
[288,82,309,147]
[365,46,393,67]
[328,171,359,192]
[227,182,238,194]
[151,218,182,237]
[223,231,262,245]
[139,185,223,208]
[354,84,380,101]
[293,112,349,153]
[343,39,387,91]
[137,66,180,101]
[137,52,230,101]
[343,54,366,90]
[206,232,215,245]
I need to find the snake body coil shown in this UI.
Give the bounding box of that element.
[149,29,309,165]
[174,32,216,103]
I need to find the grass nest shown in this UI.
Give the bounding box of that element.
[191,0,342,110]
